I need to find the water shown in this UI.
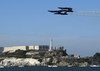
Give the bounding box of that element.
[0,67,100,71]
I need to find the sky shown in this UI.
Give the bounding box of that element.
[0,0,100,57]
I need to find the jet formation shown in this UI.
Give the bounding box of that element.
[48,7,73,15]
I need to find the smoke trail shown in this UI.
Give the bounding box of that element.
[74,11,100,14]
[73,14,100,17]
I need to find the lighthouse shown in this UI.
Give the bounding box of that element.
[49,39,53,51]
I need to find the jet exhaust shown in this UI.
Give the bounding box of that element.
[73,14,100,17]
[74,11,100,14]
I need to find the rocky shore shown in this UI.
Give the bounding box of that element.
[0,49,100,67]
[0,57,89,67]
[0,58,41,67]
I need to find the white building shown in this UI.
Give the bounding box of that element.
[3,46,28,53]
[2,45,49,53]
[35,45,49,50]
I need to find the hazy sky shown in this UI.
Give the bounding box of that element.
[0,0,100,57]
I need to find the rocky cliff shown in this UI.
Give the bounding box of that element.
[0,58,40,67]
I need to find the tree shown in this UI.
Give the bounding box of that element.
[93,52,100,58]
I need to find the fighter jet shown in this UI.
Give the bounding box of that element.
[48,7,73,15]
[48,10,68,15]
[58,7,73,12]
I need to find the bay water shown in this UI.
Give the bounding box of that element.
[0,67,100,71]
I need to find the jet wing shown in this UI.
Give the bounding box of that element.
[60,13,68,15]
[54,11,68,15]
[48,10,62,12]
[54,13,68,15]
[58,7,72,10]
